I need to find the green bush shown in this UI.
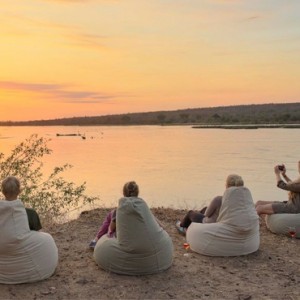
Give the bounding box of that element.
[0,134,98,222]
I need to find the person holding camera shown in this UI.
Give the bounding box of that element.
[256,161,300,215]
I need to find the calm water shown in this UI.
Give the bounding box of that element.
[1,126,299,213]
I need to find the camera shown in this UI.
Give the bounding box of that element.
[278,165,284,171]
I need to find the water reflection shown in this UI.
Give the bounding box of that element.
[1,126,299,212]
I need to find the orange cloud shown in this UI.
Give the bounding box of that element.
[0,81,118,104]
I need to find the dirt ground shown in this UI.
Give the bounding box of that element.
[0,207,299,300]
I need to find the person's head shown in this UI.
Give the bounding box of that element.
[1,176,21,200]
[225,174,244,189]
[123,181,139,197]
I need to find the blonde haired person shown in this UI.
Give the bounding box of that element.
[1,176,42,231]
[93,181,173,275]
[187,179,259,256]
[0,176,58,284]
[226,174,244,189]
[176,174,244,234]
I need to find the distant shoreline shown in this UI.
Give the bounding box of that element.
[1,123,300,129]
[1,102,300,126]
[192,124,300,129]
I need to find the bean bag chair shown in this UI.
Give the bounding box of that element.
[94,197,173,275]
[186,187,260,256]
[0,200,58,284]
[266,214,300,238]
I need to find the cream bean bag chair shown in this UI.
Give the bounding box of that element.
[266,214,300,238]
[94,197,173,275]
[187,187,260,256]
[0,200,58,284]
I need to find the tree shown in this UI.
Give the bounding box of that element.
[122,115,131,123]
[157,113,166,124]
[179,113,189,123]
[0,134,97,222]
[211,113,221,123]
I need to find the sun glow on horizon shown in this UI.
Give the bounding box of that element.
[1,0,300,121]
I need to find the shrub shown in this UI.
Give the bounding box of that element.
[0,134,98,222]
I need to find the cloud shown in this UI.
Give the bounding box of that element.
[0,81,117,103]
[243,15,261,22]
[1,13,108,50]
[62,32,107,50]
[210,0,242,3]
[46,0,91,2]
[42,0,119,3]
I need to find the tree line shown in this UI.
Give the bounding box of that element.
[1,102,300,126]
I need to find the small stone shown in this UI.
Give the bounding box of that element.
[76,278,89,285]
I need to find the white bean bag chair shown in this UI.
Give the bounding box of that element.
[0,200,58,284]
[187,187,260,256]
[94,197,173,275]
[266,214,300,238]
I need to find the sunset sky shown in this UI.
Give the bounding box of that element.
[1,0,300,121]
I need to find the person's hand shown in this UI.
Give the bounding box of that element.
[274,165,281,174]
[281,164,286,175]
[109,220,116,233]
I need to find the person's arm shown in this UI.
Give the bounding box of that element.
[280,165,292,182]
[205,196,221,218]
[274,165,294,190]
[274,165,282,183]
[275,165,300,192]
[95,210,113,240]
[278,180,300,193]
[256,204,274,215]
[108,209,117,236]
[282,174,292,183]
[108,220,116,237]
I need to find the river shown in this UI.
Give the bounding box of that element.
[1,126,299,212]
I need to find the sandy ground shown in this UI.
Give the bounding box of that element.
[0,207,299,300]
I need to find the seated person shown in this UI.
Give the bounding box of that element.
[176,174,244,234]
[186,175,259,256]
[93,181,173,275]
[256,161,300,238]
[89,209,116,249]
[0,176,42,231]
[0,176,58,284]
[26,207,42,231]
[256,162,300,215]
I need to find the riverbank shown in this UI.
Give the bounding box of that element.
[0,207,299,300]
[192,124,300,129]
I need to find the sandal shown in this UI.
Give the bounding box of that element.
[89,239,97,250]
[175,220,186,236]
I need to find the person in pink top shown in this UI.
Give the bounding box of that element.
[89,209,116,249]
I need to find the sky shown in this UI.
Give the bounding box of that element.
[0,0,300,121]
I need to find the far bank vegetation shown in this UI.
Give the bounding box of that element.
[1,103,300,126]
